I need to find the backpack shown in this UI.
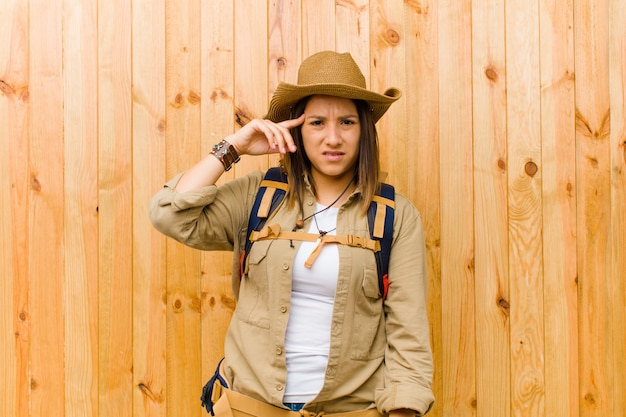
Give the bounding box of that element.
[201,167,395,414]
[240,167,395,300]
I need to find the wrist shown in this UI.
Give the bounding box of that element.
[210,139,240,171]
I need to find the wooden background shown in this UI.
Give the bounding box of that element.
[1,0,625,416]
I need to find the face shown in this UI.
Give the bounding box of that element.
[301,95,361,186]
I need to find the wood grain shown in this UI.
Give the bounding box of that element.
[403,1,442,415]
[165,0,203,416]
[233,0,269,174]
[539,0,578,416]
[336,0,370,75]
[506,0,546,415]
[131,0,168,414]
[608,1,626,413]
[63,0,99,414]
[98,0,135,416]
[302,0,336,56]
[0,1,29,416]
[28,0,65,414]
[438,1,476,415]
[371,0,407,193]
[0,1,16,416]
[267,0,301,168]
[574,0,612,415]
[472,0,511,415]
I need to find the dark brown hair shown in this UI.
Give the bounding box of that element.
[280,96,381,216]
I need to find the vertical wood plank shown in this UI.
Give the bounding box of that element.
[233,0,269,174]
[336,0,369,72]
[302,0,335,56]
[505,0,545,415]
[29,0,66,414]
[63,0,99,415]
[165,0,203,415]
[268,0,301,90]
[132,0,167,415]
[574,0,612,415]
[200,0,236,381]
[0,78,16,415]
[0,1,30,416]
[539,0,578,416]
[99,0,134,415]
[608,0,626,412]
[472,0,510,415]
[1,1,18,415]
[403,2,442,414]
[370,0,407,193]
[438,1,476,415]
[268,0,301,167]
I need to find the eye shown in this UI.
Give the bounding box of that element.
[309,120,323,126]
[340,118,358,125]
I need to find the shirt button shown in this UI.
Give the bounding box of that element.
[307,200,314,206]
[276,385,284,391]
[282,263,289,270]
[276,347,283,355]
[280,306,287,313]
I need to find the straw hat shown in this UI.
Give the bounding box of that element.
[264,51,401,123]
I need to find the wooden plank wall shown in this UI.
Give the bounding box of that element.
[1,0,625,416]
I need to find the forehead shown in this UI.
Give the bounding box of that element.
[304,95,358,113]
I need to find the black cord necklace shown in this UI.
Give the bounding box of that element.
[291,175,355,239]
[313,213,336,236]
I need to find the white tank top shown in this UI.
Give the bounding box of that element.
[283,204,339,403]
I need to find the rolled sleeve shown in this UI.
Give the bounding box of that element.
[149,171,264,252]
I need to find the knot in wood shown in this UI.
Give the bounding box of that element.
[384,28,400,45]
[485,66,498,82]
[188,90,201,105]
[525,161,538,177]
[0,79,15,97]
[172,93,184,108]
[31,176,42,192]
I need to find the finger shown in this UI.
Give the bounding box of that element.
[259,121,290,153]
[280,113,306,129]
[277,114,304,152]
[246,120,280,152]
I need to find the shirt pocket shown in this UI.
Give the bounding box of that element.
[350,261,386,360]
[235,240,271,329]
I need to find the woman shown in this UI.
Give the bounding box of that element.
[150,51,434,417]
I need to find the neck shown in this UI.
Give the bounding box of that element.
[314,174,355,207]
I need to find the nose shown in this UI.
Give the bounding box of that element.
[325,124,341,146]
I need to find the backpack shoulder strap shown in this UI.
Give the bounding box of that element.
[241,170,395,301]
[240,167,288,276]
[368,183,395,301]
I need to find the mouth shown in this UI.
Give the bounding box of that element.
[323,151,345,161]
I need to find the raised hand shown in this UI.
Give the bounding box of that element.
[229,114,305,156]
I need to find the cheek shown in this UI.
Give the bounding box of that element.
[301,130,320,148]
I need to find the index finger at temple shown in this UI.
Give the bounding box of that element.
[280,113,305,128]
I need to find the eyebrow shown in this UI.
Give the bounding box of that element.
[306,113,359,119]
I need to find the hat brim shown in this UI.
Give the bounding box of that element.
[264,82,401,123]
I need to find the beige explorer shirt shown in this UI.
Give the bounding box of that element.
[149,170,434,415]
